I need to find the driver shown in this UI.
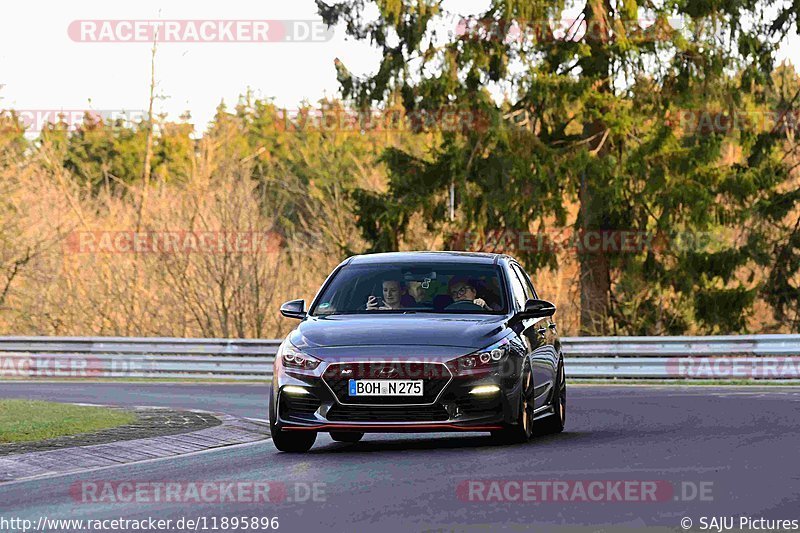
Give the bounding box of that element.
[448,276,491,310]
[366,278,416,310]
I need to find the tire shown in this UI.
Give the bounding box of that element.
[491,363,534,444]
[330,431,364,443]
[271,427,317,452]
[269,393,317,452]
[536,359,566,435]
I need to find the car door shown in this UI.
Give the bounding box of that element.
[511,262,560,407]
[507,262,551,410]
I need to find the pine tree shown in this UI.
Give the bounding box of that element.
[317,0,800,334]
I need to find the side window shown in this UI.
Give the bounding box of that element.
[512,264,537,300]
[507,266,528,311]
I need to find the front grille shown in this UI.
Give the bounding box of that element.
[280,394,321,414]
[327,404,449,422]
[323,362,451,405]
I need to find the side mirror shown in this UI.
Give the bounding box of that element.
[280,299,306,319]
[520,298,556,319]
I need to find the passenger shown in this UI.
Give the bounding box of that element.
[407,280,433,305]
[366,279,416,310]
[447,276,492,310]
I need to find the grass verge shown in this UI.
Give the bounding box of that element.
[0,399,136,444]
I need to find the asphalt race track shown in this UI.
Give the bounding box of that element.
[1,383,799,532]
[0,382,268,419]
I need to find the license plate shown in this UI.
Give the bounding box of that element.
[348,379,423,396]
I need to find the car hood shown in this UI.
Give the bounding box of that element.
[288,314,509,351]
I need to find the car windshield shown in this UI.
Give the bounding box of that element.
[309,262,508,316]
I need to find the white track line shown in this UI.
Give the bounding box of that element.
[0,438,272,488]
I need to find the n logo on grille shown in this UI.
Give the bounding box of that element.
[377,367,399,378]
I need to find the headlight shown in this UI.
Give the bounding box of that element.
[280,343,322,370]
[450,339,511,372]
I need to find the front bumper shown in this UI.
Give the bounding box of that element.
[272,360,521,433]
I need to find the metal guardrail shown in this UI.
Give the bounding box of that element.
[0,334,798,381]
[566,334,800,379]
[0,337,281,381]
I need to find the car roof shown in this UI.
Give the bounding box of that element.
[346,251,507,266]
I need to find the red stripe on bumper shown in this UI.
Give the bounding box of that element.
[282,423,503,431]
